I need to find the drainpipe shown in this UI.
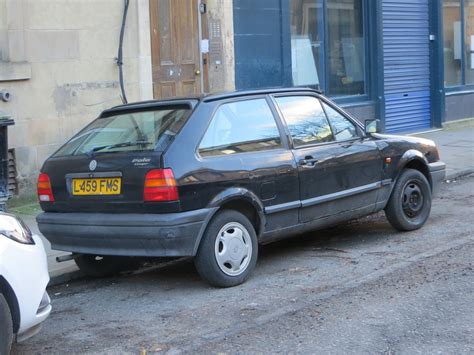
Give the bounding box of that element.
[117,0,130,104]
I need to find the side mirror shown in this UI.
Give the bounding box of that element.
[365,119,381,135]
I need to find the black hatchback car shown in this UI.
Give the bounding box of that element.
[37,88,445,287]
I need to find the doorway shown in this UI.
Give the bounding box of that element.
[150,0,205,98]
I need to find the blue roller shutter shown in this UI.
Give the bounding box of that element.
[382,0,432,133]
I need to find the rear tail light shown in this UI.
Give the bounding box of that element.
[144,169,178,202]
[37,173,55,202]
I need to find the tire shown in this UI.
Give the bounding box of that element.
[74,255,138,277]
[0,294,13,355]
[385,168,432,231]
[194,210,258,287]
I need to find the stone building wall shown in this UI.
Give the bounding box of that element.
[0,0,152,193]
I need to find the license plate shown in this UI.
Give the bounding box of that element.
[72,178,121,196]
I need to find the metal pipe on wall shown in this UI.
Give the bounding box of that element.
[117,0,130,104]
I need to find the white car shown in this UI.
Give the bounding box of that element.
[0,212,51,353]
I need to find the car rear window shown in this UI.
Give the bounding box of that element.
[53,107,191,157]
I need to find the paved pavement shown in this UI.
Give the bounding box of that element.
[9,119,474,285]
[414,119,474,179]
[12,175,474,353]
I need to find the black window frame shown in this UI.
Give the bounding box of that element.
[288,0,371,102]
[196,95,288,159]
[320,99,360,142]
[443,0,474,92]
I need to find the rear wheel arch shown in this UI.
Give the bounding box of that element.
[219,198,263,237]
[207,188,265,236]
[0,276,20,334]
[193,191,266,255]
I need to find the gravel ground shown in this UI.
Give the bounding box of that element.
[13,175,474,354]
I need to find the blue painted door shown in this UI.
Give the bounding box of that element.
[383,0,432,133]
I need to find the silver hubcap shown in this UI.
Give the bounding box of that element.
[214,222,252,276]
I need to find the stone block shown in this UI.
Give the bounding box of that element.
[14,145,37,179]
[74,85,120,111]
[12,83,60,120]
[138,55,153,101]
[123,25,140,59]
[57,114,81,142]
[27,118,61,146]
[0,61,31,81]
[122,57,140,84]
[25,0,83,30]
[29,61,78,88]
[74,60,118,83]
[0,30,9,61]
[78,29,119,60]
[7,121,29,149]
[0,0,7,30]
[25,0,123,31]
[6,0,25,30]
[137,0,151,57]
[25,30,80,62]
[76,1,123,30]
[7,29,26,62]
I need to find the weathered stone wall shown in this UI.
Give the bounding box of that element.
[0,0,152,193]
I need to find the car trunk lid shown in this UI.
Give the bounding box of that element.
[40,151,180,213]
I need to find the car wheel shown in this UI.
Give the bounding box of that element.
[385,168,432,231]
[74,255,138,277]
[0,293,13,355]
[194,210,258,287]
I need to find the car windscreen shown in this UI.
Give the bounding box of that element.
[53,106,191,157]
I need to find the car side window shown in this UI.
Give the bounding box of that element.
[275,96,334,147]
[322,102,359,141]
[199,98,282,157]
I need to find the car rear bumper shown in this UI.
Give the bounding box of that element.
[429,161,446,196]
[37,208,217,257]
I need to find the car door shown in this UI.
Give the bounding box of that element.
[273,95,383,223]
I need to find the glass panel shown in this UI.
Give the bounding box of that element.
[327,0,366,96]
[322,102,358,141]
[443,0,462,86]
[276,96,334,146]
[54,107,191,157]
[465,0,474,84]
[157,0,172,63]
[199,99,282,157]
[289,0,323,89]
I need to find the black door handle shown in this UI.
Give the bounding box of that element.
[299,156,318,167]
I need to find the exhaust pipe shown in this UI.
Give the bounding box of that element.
[56,254,75,263]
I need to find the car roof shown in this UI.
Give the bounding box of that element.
[201,87,322,102]
[101,87,322,116]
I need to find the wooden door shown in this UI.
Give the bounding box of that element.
[150,0,201,98]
